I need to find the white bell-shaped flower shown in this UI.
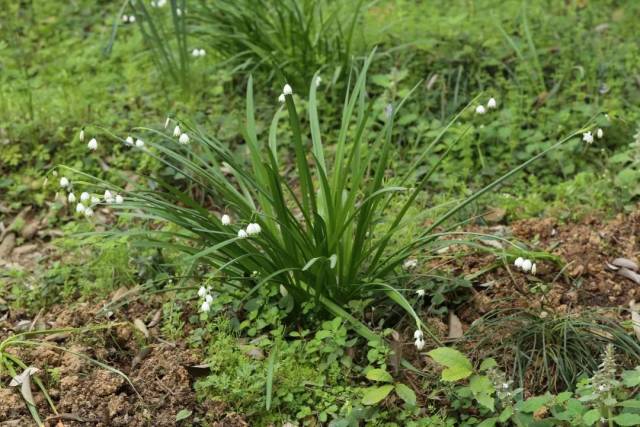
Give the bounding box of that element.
[521,259,533,273]
[87,138,98,150]
[238,229,248,239]
[135,139,145,147]
[487,97,497,109]
[76,203,86,213]
[179,133,190,144]
[84,207,94,217]
[60,177,70,188]
[283,84,293,95]
[173,125,181,137]
[68,193,76,203]
[246,223,261,235]
[125,136,134,146]
[221,214,231,225]
[475,105,486,115]
[80,192,90,202]
[514,257,524,268]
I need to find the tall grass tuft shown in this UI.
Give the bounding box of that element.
[469,309,640,392]
[191,0,367,89]
[84,52,589,345]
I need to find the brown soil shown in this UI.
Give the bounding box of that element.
[448,208,640,326]
[0,297,245,426]
[2,206,639,424]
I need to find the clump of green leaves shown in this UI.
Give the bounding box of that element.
[428,344,640,426]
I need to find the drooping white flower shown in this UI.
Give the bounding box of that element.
[403,258,418,270]
[596,128,604,139]
[178,133,190,144]
[80,192,90,202]
[88,138,98,150]
[173,125,181,137]
[283,84,293,95]
[315,76,322,87]
[164,117,170,128]
[84,207,94,217]
[246,223,261,235]
[128,15,136,23]
[91,196,100,204]
[76,203,86,213]
[582,131,594,144]
[531,263,537,275]
[125,136,134,146]
[514,257,524,268]
[115,194,124,204]
[416,289,426,297]
[205,294,213,304]
[122,14,129,22]
[191,48,199,57]
[200,300,210,312]
[221,214,231,225]
[79,129,85,141]
[414,337,425,350]
[197,286,207,298]
[278,93,285,103]
[176,8,182,16]
[413,329,424,340]
[521,259,532,273]
[60,177,70,188]
[475,105,486,115]
[238,229,248,239]
[487,97,497,109]
[135,139,145,148]
[68,193,76,203]
[198,48,205,57]
[104,190,114,203]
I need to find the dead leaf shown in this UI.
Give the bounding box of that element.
[612,258,638,271]
[185,364,212,379]
[133,318,149,338]
[0,233,16,258]
[448,312,464,339]
[147,308,163,328]
[131,346,152,370]
[9,366,39,406]
[618,268,640,285]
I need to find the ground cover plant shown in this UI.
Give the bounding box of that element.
[3,0,640,425]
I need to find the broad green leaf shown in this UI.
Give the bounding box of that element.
[477,418,497,427]
[619,400,640,409]
[427,347,473,381]
[479,358,497,371]
[498,407,513,422]
[362,385,394,405]
[613,413,640,426]
[365,368,393,383]
[395,383,417,406]
[175,409,192,421]
[517,394,553,413]
[582,408,600,426]
[622,368,640,387]
[470,375,495,411]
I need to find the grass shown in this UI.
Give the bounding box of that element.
[3,0,640,424]
[469,309,640,393]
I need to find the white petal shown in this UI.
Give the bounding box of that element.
[80,192,90,202]
[60,177,70,188]
[178,133,190,144]
[521,259,532,272]
[283,84,293,95]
